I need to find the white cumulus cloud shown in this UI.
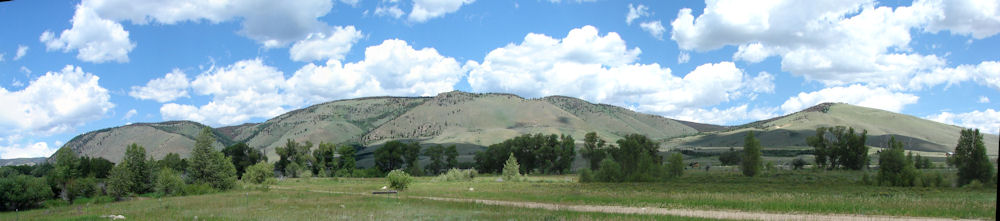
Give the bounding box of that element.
[779,84,919,114]
[0,65,114,135]
[287,39,464,104]
[467,26,775,124]
[626,3,649,25]
[129,69,190,102]
[926,109,1000,134]
[0,140,56,159]
[40,5,134,63]
[289,26,364,62]
[162,59,289,126]
[670,0,1000,89]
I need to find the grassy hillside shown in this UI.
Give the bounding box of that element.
[668,103,999,156]
[58,121,227,163]
[361,91,698,147]
[225,96,428,161]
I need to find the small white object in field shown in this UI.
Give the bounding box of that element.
[468,187,474,191]
[381,186,387,190]
[101,215,126,220]
[496,177,503,182]
[340,204,346,208]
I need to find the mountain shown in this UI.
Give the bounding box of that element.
[0,157,47,166]
[58,121,230,163]
[667,103,999,155]
[50,92,997,164]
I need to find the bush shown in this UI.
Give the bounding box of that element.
[594,158,623,182]
[242,162,275,184]
[792,158,807,170]
[578,168,594,183]
[386,170,413,190]
[877,137,919,187]
[155,168,184,196]
[954,129,994,186]
[718,149,742,166]
[67,177,98,201]
[431,168,477,182]
[182,183,216,196]
[0,175,53,211]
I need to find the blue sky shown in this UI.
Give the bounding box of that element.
[1,0,998,159]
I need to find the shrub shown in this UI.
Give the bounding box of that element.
[594,158,623,182]
[877,137,919,187]
[67,177,98,201]
[792,158,807,170]
[0,175,53,211]
[242,162,275,184]
[578,168,594,183]
[386,170,413,190]
[718,148,742,166]
[182,183,216,196]
[502,153,522,182]
[666,153,684,178]
[431,168,477,182]
[155,168,184,196]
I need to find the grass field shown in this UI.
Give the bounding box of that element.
[2,169,995,220]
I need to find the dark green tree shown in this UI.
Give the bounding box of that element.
[423,144,446,175]
[445,145,459,169]
[336,145,356,175]
[186,127,237,190]
[223,142,267,179]
[402,142,423,176]
[275,139,313,177]
[582,132,608,170]
[718,147,742,166]
[311,142,337,177]
[608,134,662,181]
[0,174,53,211]
[375,141,407,173]
[877,137,918,186]
[107,143,154,198]
[594,158,623,183]
[666,152,684,178]
[157,153,188,173]
[954,129,994,185]
[741,132,763,177]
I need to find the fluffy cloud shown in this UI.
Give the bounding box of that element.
[0,140,55,160]
[287,39,464,104]
[162,59,289,126]
[918,0,1000,39]
[926,109,1000,134]
[40,5,134,63]
[0,65,114,135]
[43,0,335,62]
[979,96,990,103]
[160,59,294,126]
[289,26,363,62]
[908,61,1000,91]
[677,52,690,64]
[128,69,190,102]
[375,5,405,19]
[672,105,778,125]
[409,0,476,23]
[158,39,463,126]
[640,21,665,40]
[626,3,649,25]
[779,84,919,114]
[14,45,27,60]
[467,26,773,124]
[670,0,999,88]
[123,109,138,121]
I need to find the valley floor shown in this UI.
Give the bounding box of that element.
[2,170,995,220]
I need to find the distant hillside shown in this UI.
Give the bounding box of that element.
[667,103,999,155]
[0,157,47,166]
[58,121,229,163]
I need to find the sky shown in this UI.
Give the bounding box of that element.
[1,0,998,159]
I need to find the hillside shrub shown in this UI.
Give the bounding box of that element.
[718,148,742,166]
[181,183,216,195]
[386,170,413,190]
[806,126,869,170]
[792,158,807,170]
